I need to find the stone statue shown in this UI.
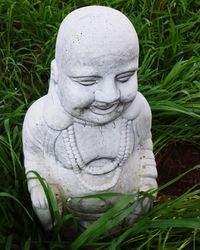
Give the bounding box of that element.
[23,6,157,230]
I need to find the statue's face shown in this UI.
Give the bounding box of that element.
[57,43,138,125]
[55,6,139,125]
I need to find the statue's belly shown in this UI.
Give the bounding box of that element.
[51,120,138,216]
[51,151,140,224]
[52,150,139,196]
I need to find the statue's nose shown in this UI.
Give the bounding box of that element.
[95,79,120,104]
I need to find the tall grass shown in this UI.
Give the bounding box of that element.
[0,0,200,249]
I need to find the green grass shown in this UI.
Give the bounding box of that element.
[0,0,200,249]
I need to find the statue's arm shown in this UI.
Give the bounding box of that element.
[23,98,51,208]
[23,98,63,230]
[139,134,157,193]
[135,93,158,193]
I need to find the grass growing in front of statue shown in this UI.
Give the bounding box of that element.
[1,169,200,249]
[0,0,200,249]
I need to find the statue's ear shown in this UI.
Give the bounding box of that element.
[50,59,58,84]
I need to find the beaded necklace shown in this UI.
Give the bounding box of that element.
[62,118,132,191]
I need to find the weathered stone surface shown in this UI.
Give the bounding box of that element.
[23,6,157,230]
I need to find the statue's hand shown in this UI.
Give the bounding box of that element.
[30,185,49,209]
[29,184,63,230]
[30,185,53,230]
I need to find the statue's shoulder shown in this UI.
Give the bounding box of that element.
[123,92,152,122]
[23,96,48,138]
[137,92,152,123]
[123,92,152,141]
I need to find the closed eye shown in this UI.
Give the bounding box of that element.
[116,70,136,83]
[70,76,101,86]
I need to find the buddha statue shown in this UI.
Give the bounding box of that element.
[23,6,157,230]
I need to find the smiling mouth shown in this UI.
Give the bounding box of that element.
[90,102,120,115]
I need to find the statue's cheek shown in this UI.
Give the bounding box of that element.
[71,88,95,108]
[119,85,137,103]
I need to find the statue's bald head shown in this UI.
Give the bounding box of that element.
[55,6,139,72]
